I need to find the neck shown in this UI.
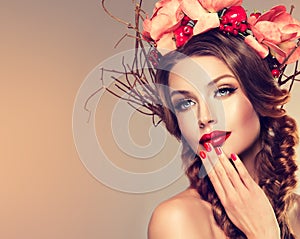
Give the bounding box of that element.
[239,139,262,183]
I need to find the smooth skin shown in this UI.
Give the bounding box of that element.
[148,56,300,239]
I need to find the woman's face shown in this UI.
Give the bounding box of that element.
[168,56,261,159]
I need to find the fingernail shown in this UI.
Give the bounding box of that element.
[215,147,222,155]
[231,153,237,161]
[203,142,212,152]
[199,151,206,159]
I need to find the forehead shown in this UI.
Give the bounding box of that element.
[168,56,234,92]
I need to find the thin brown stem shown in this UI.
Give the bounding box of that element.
[101,0,134,29]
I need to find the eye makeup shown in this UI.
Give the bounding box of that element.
[173,98,196,112]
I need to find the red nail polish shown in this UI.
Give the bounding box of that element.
[203,142,212,152]
[215,147,222,155]
[231,153,237,161]
[199,151,206,159]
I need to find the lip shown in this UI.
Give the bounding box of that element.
[199,130,231,147]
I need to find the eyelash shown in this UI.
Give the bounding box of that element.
[214,87,237,98]
[173,87,237,112]
[174,99,196,112]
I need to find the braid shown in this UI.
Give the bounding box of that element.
[257,115,298,239]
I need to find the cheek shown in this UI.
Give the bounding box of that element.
[224,95,260,153]
[224,94,259,130]
[230,97,259,128]
[176,110,200,152]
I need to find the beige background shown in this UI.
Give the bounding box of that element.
[1,0,300,238]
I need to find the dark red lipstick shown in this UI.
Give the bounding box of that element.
[199,130,231,147]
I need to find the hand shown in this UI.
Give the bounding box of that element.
[198,143,280,239]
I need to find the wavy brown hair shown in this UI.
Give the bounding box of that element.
[155,29,299,238]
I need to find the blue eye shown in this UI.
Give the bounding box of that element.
[174,99,196,112]
[214,87,237,98]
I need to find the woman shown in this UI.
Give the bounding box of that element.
[147,29,300,239]
[101,0,300,237]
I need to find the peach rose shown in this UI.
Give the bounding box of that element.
[247,5,300,64]
[143,0,183,51]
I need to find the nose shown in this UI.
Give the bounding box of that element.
[198,101,217,129]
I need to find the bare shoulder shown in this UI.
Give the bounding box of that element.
[148,188,224,239]
[294,192,300,210]
[289,193,300,237]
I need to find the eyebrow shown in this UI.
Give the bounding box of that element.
[207,74,236,87]
[170,90,191,98]
[170,74,236,98]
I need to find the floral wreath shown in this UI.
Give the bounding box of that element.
[87,0,300,124]
[143,0,300,78]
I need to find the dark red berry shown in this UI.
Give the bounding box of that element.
[250,12,261,19]
[240,23,248,32]
[148,48,160,67]
[225,25,234,33]
[225,6,247,23]
[183,25,193,35]
[220,6,248,35]
[271,69,281,78]
[175,36,187,47]
[221,15,229,24]
[173,19,195,48]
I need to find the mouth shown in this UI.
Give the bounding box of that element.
[199,130,231,147]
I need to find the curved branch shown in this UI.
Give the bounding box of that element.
[101,0,134,29]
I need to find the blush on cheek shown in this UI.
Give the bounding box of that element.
[225,94,259,129]
[242,102,260,128]
[243,109,260,138]
[222,96,261,154]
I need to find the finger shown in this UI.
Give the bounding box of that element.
[198,150,226,200]
[197,143,214,177]
[230,153,255,189]
[215,147,247,191]
[204,143,235,193]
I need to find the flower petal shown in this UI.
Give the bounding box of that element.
[264,40,286,56]
[280,31,297,43]
[155,0,182,20]
[143,18,152,33]
[156,33,177,53]
[180,0,220,34]
[180,0,207,20]
[244,35,269,59]
[198,0,242,12]
[285,47,300,64]
[193,13,220,34]
[281,24,300,39]
[272,11,293,24]
[248,24,264,43]
[145,0,183,40]
[149,14,175,40]
[278,41,300,64]
[254,21,282,43]
[258,5,286,22]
